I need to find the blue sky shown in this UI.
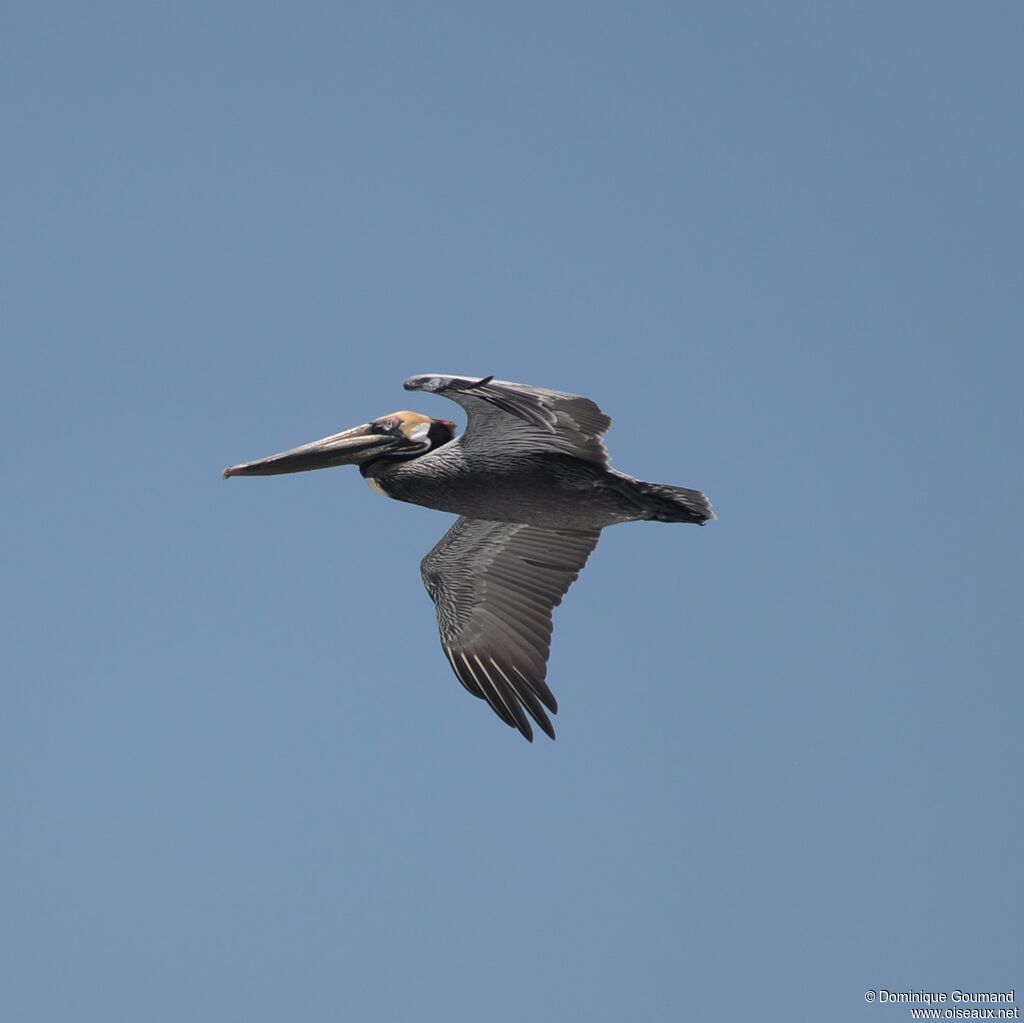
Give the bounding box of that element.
[3,3,1021,1020]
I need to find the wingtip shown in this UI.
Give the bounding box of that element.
[513,712,534,743]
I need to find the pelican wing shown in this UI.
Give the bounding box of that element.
[404,374,612,466]
[420,516,601,741]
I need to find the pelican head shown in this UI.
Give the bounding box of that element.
[223,411,456,478]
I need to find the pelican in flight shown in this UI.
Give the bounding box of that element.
[224,374,714,741]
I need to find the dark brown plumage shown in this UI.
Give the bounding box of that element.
[223,374,714,741]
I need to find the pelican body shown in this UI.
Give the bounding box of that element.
[224,374,714,741]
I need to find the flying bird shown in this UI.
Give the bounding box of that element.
[223,374,714,741]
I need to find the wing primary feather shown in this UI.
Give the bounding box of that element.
[473,654,533,741]
[458,651,517,731]
[444,645,481,699]
[489,658,555,740]
[512,664,557,714]
[475,608,550,676]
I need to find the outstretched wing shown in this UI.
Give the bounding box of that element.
[404,373,612,466]
[420,516,602,741]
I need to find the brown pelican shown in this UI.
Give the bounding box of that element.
[224,374,714,741]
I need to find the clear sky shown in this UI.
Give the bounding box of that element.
[3,3,1021,1021]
